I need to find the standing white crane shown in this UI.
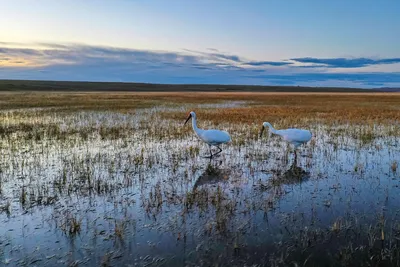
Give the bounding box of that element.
[259,122,312,159]
[184,111,231,158]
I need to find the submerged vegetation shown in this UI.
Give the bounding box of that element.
[0,91,399,266]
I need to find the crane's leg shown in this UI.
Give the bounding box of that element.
[213,146,223,156]
[202,144,214,158]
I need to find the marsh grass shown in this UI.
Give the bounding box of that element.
[0,92,399,266]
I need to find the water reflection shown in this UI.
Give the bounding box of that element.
[269,157,310,187]
[193,161,230,190]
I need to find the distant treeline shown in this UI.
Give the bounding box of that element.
[0,79,385,92]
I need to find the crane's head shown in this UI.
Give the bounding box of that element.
[184,111,196,126]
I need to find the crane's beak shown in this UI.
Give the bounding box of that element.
[184,114,192,126]
[259,125,265,138]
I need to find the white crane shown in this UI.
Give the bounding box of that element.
[259,122,312,159]
[184,111,231,158]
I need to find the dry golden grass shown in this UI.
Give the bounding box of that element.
[159,92,400,126]
[1,92,400,126]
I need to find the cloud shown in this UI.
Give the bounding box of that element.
[243,61,292,67]
[183,48,296,67]
[0,43,209,69]
[208,52,241,62]
[243,72,400,83]
[0,47,41,56]
[182,48,243,63]
[291,57,400,68]
[0,42,400,88]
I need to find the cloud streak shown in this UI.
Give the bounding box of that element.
[243,61,292,67]
[291,57,400,68]
[0,42,400,88]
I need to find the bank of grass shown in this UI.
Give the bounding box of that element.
[1,92,399,142]
[1,92,400,124]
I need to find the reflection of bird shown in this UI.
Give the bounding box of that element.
[259,122,312,159]
[193,163,230,190]
[282,157,309,182]
[269,157,310,187]
[184,111,231,158]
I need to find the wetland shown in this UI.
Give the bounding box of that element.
[0,91,399,266]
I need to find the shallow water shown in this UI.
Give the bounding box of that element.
[0,103,399,266]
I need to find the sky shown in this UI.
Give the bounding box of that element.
[1,0,400,88]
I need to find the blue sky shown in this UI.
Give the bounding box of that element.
[1,0,400,88]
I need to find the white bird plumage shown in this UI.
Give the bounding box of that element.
[259,122,312,159]
[184,111,231,158]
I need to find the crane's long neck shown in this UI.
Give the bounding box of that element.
[191,115,202,135]
[265,122,278,134]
